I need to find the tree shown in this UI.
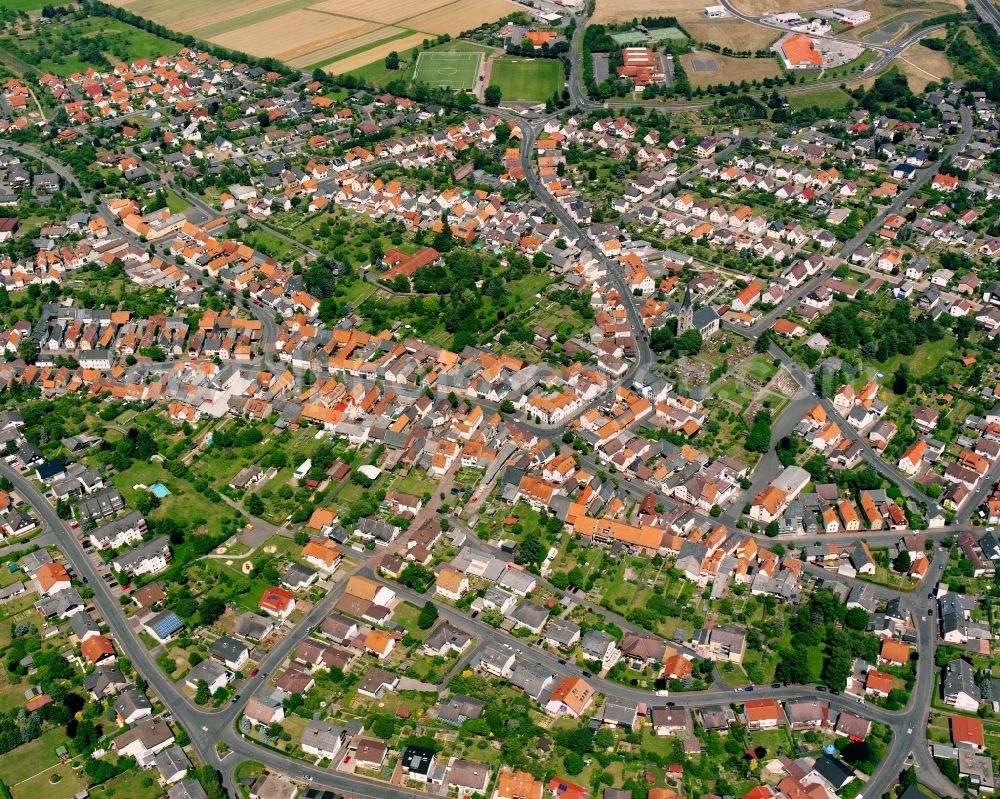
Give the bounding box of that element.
[650,320,676,353]
[198,596,226,626]
[18,340,37,364]
[516,534,545,567]
[892,549,911,574]
[499,400,515,414]
[745,411,772,453]
[245,493,264,516]
[844,607,869,630]
[892,365,909,395]
[417,601,438,629]
[384,51,400,70]
[482,608,504,627]
[563,751,585,775]
[484,85,502,106]
[195,679,210,705]
[676,329,703,356]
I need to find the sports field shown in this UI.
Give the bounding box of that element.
[488,57,564,101]
[413,51,483,89]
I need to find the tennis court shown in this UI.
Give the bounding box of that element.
[413,50,483,89]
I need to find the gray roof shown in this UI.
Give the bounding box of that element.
[545,617,581,646]
[508,600,548,631]
[424,622,472,653]
[154,745,192,779]
[509,661,554,700]
[169,780,208,799]
[943,658,980,702]
[209,635,249,663]
[114,687,153,719]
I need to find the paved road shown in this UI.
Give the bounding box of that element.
[745,104,973,339]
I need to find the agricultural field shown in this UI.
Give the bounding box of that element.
[488,57,564,101]
[680,51,783,86]
[107,0,521,72]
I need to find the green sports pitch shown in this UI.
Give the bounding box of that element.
[413,51,483,90]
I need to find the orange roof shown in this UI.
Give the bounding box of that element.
[301,538,341,567]
[865,669,893,694]
[436,567,467,594]
[345,575,381,602]
[259,586,295,613]
[365,628,394,655]
[880,639,910,664]
[547,677,594,715]
[782,34,823,66]
[35,562,70,592]
[497,771,543,799]
[744,698,784,722]
[81,634,116,664]
[951,715,985,748]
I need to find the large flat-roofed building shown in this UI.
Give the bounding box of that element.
[617,47,665,87]
[779,34,823,68]
[830,7,871,25]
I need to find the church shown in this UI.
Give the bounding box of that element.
[676,287,721,339]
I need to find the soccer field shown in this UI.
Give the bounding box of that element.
[413,51,483,89]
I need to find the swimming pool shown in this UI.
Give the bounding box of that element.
[150,483,171,498]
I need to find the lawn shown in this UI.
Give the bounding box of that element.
[9,761,85,799]
[488,57,564,102]
[88,768,165,799]
[788,86,853,111]
[111,460,233,537]
[739,354,778,384]
[392,601,431,640]
[3,0,51,9]
[245,229,306,262]
[413,50,483,90]
[0,729,71,786]
[164,189,192,214]
[715,378,751,406]
[860,334,955,382]
[390,471,436,497]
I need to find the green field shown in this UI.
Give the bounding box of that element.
[647,26,687,41]
[413,50,483,90]
[164,189,192,214]
[488,57,564,101]
[1,17,177,76]
[788,86,854,111]
[345,40,493,87]
[3,0,51,10]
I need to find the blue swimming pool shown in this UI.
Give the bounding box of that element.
[150,483,171,498]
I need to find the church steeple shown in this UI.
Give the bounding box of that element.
[677,286,693,334]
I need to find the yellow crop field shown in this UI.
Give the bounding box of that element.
[326,32,429,72]
[105,0,267,33]
[108,0,520,71]
[286,26,407,68]
[212,10,380,62]
[398,0,521,35]
[308,0,444,25]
